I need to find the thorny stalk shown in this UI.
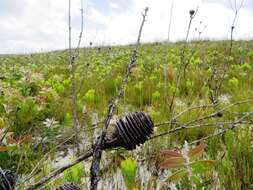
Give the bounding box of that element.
[68,0,84,156]
[89,7,149,190]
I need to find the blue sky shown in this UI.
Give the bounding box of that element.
[0,0,252,54]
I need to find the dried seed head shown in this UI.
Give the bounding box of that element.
[189,10,195,17]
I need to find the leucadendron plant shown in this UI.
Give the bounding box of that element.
[160,142,215,189]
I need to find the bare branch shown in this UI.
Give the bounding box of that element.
[68,0,85,156]
[190,110,253,145]
[73,0,84,59]
[90,7,149,190]
[152,99,253,139]
[169,7,198,112]
[25,150,93,190]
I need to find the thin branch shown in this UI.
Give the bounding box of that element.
[68,0,85,156]
[190,110,253,144]
[25,150,93,190]
[90,7,149,190]
[73,0,84,59]
[0,126,10,145]
[185,7,198,42]
[168,7,198,112]
[168,0,174,42]
[158,99,253,128]
[229,0,245,54]
[155,104,215,127]
[16,134,81,189]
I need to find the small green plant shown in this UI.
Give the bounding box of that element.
[63,162,86,184]
[240,63,251,71]
[152,91,161,102]
[10,98,39,135]
[120,157,138,190]
[21,81,40,97]
[0,117,5,128]
[84,89,95,103]
[228,77,239,89]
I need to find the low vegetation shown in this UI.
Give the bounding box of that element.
[0,40,253,189]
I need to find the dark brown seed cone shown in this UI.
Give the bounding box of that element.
[56,183,81,190]
[104,112,154,150]
[0,169,17,190]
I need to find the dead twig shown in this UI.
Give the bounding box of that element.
[190,110,253,145]
[90,7,149,190]
[152,99,253,139]
[169,7,198,112]
[68,0,84,156]
[25,150,93,190]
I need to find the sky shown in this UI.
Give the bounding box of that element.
[0,0,252,54]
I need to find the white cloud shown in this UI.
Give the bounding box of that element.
[84,0,253,46]
[109,1,121,10]
[0,0,252,54]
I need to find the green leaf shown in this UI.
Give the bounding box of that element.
[166,169,188,182]
[0,104,6,115]
[191,160,216,174]
[191,175,201,186]
[0,117,5,128]
[120,158,137,188]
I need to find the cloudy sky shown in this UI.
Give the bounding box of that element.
[0,0,252,54]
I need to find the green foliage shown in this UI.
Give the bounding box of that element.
[217,130,253,189]
[20,81,40,97]
[84,89,95,103]
[64,113,72,126]
[0,117,5,128]
[152,91,161,102]
[0,40,253,189]
[228,77,239,89]
[64,162,86,184]
[120,158,138,190]
[240,63,251,71]
[9,98,40,135]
